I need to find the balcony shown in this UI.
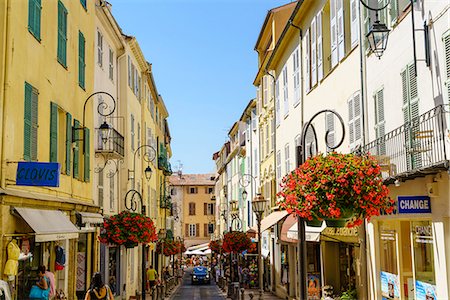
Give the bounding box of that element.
[158,155,173,176]
[95,127,124,158]
[160,195,172,210]
[364,104,450,184]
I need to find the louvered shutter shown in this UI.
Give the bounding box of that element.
[353,92,362,145]
[128,56,131,87]
[98,170,104,208]
[305,29,311,91]
[73,119,80,179]
[78,31,86,89]
[185,224,189,237]
[57,1,67,67]
[80,0,87,10]
[204,203,207,215]
[65,112,72,175]
[409,64,419,120]
[389,0,399,24]
[330,0,338,67]
[275,78,280,125]
[84,128,90,182]
[317,12,323,81]
[350,0,358,46]
[337,0,345,61]
[28,0,41,40]
[374,89,386,155]
[204,224,208,237]
[283,67,289,116]
[50,102,58,162]
[401,69,410,123]
[326,113,335,152]
[444,33,450,103]
[348,96,355,145]
[31,86,38,161]
[311,18,317,87]
[24,83,33,161]
[196,224,200,237]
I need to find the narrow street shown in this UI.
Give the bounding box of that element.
[171,268,225,300]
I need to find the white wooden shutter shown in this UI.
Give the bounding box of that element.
[354,92,362,146]
[293,48,300,105]
[311,18,317,87]
[263,76,268,106]
[330,0,338,67]
[326,113,335,152]
[305,29,311,91]
[337,0,345,61]
[444,32,450,104]
[350,0,358,46]
[408,63,419,120]
[348,96,355,145]
[275,78,280,125]
[317,12,323,81]
[283,67,289,116]
[374,88,386,155]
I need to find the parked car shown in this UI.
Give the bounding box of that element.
[191,266,210,284]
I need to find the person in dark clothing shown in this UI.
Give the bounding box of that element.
[84,273,113,300]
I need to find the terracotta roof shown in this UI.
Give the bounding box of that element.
[169,174,215,186]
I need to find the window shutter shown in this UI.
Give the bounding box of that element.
[196,224,200,237]
[31,86,38,161]
[263,76,268,106]
[204,203,207,215]
[80,0,87,10]
[65,112,72,175]
[348,96,355,145]
[204,224,208,237]
[78,31,86,89]
[84,127,90,182]
[408,64,419,120]
[330,0,338,67]
[354,92,362,145]
[128,56,131,87]
[283,67,289,116]
[401,68,410,123]
[193,203,196,215]
[185,224,189,237]
[24,83,33,161]
[311,18,317,87]
[444,33,450,103]
[57,1,67,67]
[98,170,104,208]
[28,0,41,40]
[50,102,58,162]
[374,89,386,155]
[337,0,345,61]
[275,78,280,125]
[326,112,335,152]
[389,0,399,24]
[350,0,358,46]
[305,29,311,91]
[317,12,323,81]
[73,119,80,179]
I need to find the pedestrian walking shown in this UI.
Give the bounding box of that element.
[84,273,113,300]
[147,265,158,292]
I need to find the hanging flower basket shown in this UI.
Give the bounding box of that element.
[98,210,158,246]
[222,231,252,254]
[156,240,185,256]
[209,240,222,253]
[277,152,395,228]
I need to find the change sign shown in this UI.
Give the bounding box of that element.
[16,162,60,187]
[398,196,431,214]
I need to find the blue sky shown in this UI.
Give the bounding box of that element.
[109,0,291,174]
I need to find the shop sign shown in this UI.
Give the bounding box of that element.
[16,162,60,187]
[397,196,431,214]
[415,280,436,300]
[322,227,358,236]
[380,271,400,299]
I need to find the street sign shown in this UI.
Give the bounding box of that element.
[16,162,61,187]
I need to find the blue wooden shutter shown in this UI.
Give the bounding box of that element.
[80,0,87,10]
[78,31,85,89]
[73,119,80,179]
[28,0,41,40]
[65,112,72,175]
[24,82,33,161]
[84,128,90,182]
[57,1,67,67]
[31,85,38,161]
[50,102,58,162]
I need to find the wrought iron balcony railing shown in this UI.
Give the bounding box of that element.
[158,155,173,176]
[95,127,124,158]
[364,104,449,183]
[160,196,172,209]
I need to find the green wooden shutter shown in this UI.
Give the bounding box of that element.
[28,0,41,40]
[78,31,85,89]
[31,86,38,161]
[50,102,58,162]
[73,119,80,179]
[24,82,33,161]
[65,112,72,175]
[374,88,386,155]
[84,127,90,182]
[57,1,67,67]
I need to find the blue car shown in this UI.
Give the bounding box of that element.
[191,266,210,284]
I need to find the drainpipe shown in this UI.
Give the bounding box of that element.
[0,0,10,190]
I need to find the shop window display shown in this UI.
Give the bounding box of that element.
[280,245,289,290]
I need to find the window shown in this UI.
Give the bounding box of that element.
[98,170,104,208]
[57,1,68,67]
[189,202,196,216]
[208,223,215,234]
[263,76,268,106]
[326,112,335,152]
[28,0,41,41]
[330,0,344,67]
[316,12,323,81]
[97,30,103,68]
[110,176,114,211]
[374,88,386,155]
[137,123,141,154]
[188,224,197,237]
[276,150,281,180]
[251,108,257,130]
[275,78,280,125]
[128,56,131,87]
[271,118,275,152]
[284,144,290,174]
[188,187,198,194]
[130,114,135,151]
[350,0,358,47]
[348,91,362,150]
[265,124,269,156]
[80,0,87,10]
[170,188,176,196]
[24,82,38,161]
[282,67,289,117]
[443,31,450,104]
[293,48,300,105]
[295,134,301,166]
[78,31,86,89]
[305,29,311,91]
[205,203,214,215]
[206,187,214,194]
[50,103,72,174]
[73,119,81,179]
[311,17,317,87]
[109,48,114,81]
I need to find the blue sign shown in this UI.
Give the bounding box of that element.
[398,196,431,214]
[16,162,60,187]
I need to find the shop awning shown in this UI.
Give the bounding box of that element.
[251,210,289,233]
[76,211,104,225]
[286,221,327,242]
[14,207,80,242]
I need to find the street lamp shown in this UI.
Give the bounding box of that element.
[124,189,147,299]
[127,144,157,188]
[296,110,345,300]
[252,193,268,300]
[360,0,390,59]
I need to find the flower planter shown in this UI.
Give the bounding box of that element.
[124,241,138,249]
[306,219,323,227]
[325,218,349,228]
